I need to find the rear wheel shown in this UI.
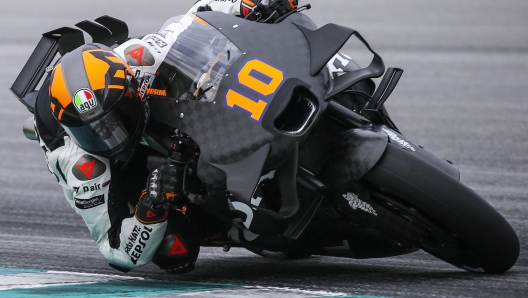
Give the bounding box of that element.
[362,144,519,273]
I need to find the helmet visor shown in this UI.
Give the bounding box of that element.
[62,81,144,158]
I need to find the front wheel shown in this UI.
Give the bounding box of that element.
[362,144,519,273]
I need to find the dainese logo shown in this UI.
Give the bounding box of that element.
[72,155,107,181]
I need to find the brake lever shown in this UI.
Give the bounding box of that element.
[274,4,312,24]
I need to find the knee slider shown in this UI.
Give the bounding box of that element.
[153,233,199,273]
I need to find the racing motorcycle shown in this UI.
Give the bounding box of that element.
[11,7,519,274]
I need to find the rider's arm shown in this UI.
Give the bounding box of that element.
[188,0,298,22]
[37,133,167,270]
[188,0,242,16]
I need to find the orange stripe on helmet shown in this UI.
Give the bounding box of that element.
[50,63,71,109]
[58,108,65,120]
[82,51,110,91]
[114,69,125,79]
[108,85,125,90]
[106,55,124,64]
[106,55,135,77]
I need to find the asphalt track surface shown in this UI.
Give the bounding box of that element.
[1,0,528,297]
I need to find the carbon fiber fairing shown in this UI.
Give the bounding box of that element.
[149,12,331,188]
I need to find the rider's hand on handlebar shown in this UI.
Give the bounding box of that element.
[245,0,299,22]
[147,164,182,209]
[135,164,182,224]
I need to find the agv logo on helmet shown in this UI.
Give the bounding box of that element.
[74,88,98,113]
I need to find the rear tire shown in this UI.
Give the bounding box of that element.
[363,144,519,273]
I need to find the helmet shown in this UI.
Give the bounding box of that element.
[48,43,148,161]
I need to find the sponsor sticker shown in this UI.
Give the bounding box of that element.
[383,128,416,152]
[139,75,152,99]
[126,46,145,64]
[73,181,109,194]
[168,236,188,256]
[155,30,167,38]
[75,195,105,210]
[342,192,378,216]
[74,89,97,113]
[72,155,107,181]
[124,45,155,66]
[146,88,167,96]
[125,225,154,264]
[144,35,168,48]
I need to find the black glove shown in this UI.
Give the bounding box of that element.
[136,164,182,224]
[244,0,299,23]
[196,4,212,12]
[148,164,182,208]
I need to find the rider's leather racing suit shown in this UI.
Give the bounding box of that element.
[35,0,246,272]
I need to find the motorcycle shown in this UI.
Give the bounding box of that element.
[11,7,519,274]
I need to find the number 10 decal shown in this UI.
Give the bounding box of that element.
[225,59,284,122]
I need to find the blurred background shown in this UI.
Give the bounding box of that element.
[1,1,527,297]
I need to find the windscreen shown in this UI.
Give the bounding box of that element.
[154,15,242,102]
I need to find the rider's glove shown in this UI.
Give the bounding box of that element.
[196,4,212,12]
[135,164,182,224]
[148,164,182,207]
[242,0,298,23]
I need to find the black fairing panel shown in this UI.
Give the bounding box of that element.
[322,124,460,190]
[321,126,388,189]
[150,12,336,189]
[378,126,460,181]
[221,143,300,235]
[293,22,354,76]
[211,143,271,206]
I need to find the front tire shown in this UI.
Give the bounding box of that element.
[362,144,519,273]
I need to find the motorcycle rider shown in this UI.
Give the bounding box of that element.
[34,0,298,274]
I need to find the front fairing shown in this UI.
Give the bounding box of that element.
[150,12,329,189]
[152,15,243,103]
